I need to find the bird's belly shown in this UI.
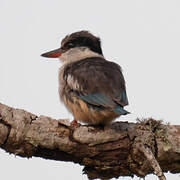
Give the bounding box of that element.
[62,94,119,125]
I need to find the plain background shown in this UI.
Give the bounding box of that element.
[0,0,180,179]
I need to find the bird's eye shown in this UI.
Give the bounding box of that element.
[67,43,75,48]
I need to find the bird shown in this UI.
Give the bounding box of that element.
[41,31,129,126]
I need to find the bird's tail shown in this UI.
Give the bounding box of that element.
[113,105,130,115]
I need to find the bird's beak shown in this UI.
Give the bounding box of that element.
[41,48,62,58]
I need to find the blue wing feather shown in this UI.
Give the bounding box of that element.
[113,105,130,115]
[115,91,129,106]
[77,93,115,108]
[76,92,129,115]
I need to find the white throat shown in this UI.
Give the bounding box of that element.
[59,47,104,64]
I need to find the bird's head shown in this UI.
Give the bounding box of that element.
[41,31,103,63]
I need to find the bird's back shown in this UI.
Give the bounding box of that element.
[63,57,128,106]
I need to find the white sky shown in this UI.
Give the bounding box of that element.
[0,0,180,179]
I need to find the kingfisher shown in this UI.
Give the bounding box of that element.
[41,31,129,126]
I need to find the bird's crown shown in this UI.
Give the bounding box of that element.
[61,31,103,55]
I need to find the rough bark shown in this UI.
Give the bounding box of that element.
[0,103,180,180]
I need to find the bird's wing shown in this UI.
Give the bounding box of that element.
[64,57,129,109]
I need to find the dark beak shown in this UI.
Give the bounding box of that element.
[41,48,62,58]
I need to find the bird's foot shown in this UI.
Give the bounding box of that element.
[70,119,81,127]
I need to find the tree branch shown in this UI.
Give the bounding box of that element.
[0,103,180,180]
